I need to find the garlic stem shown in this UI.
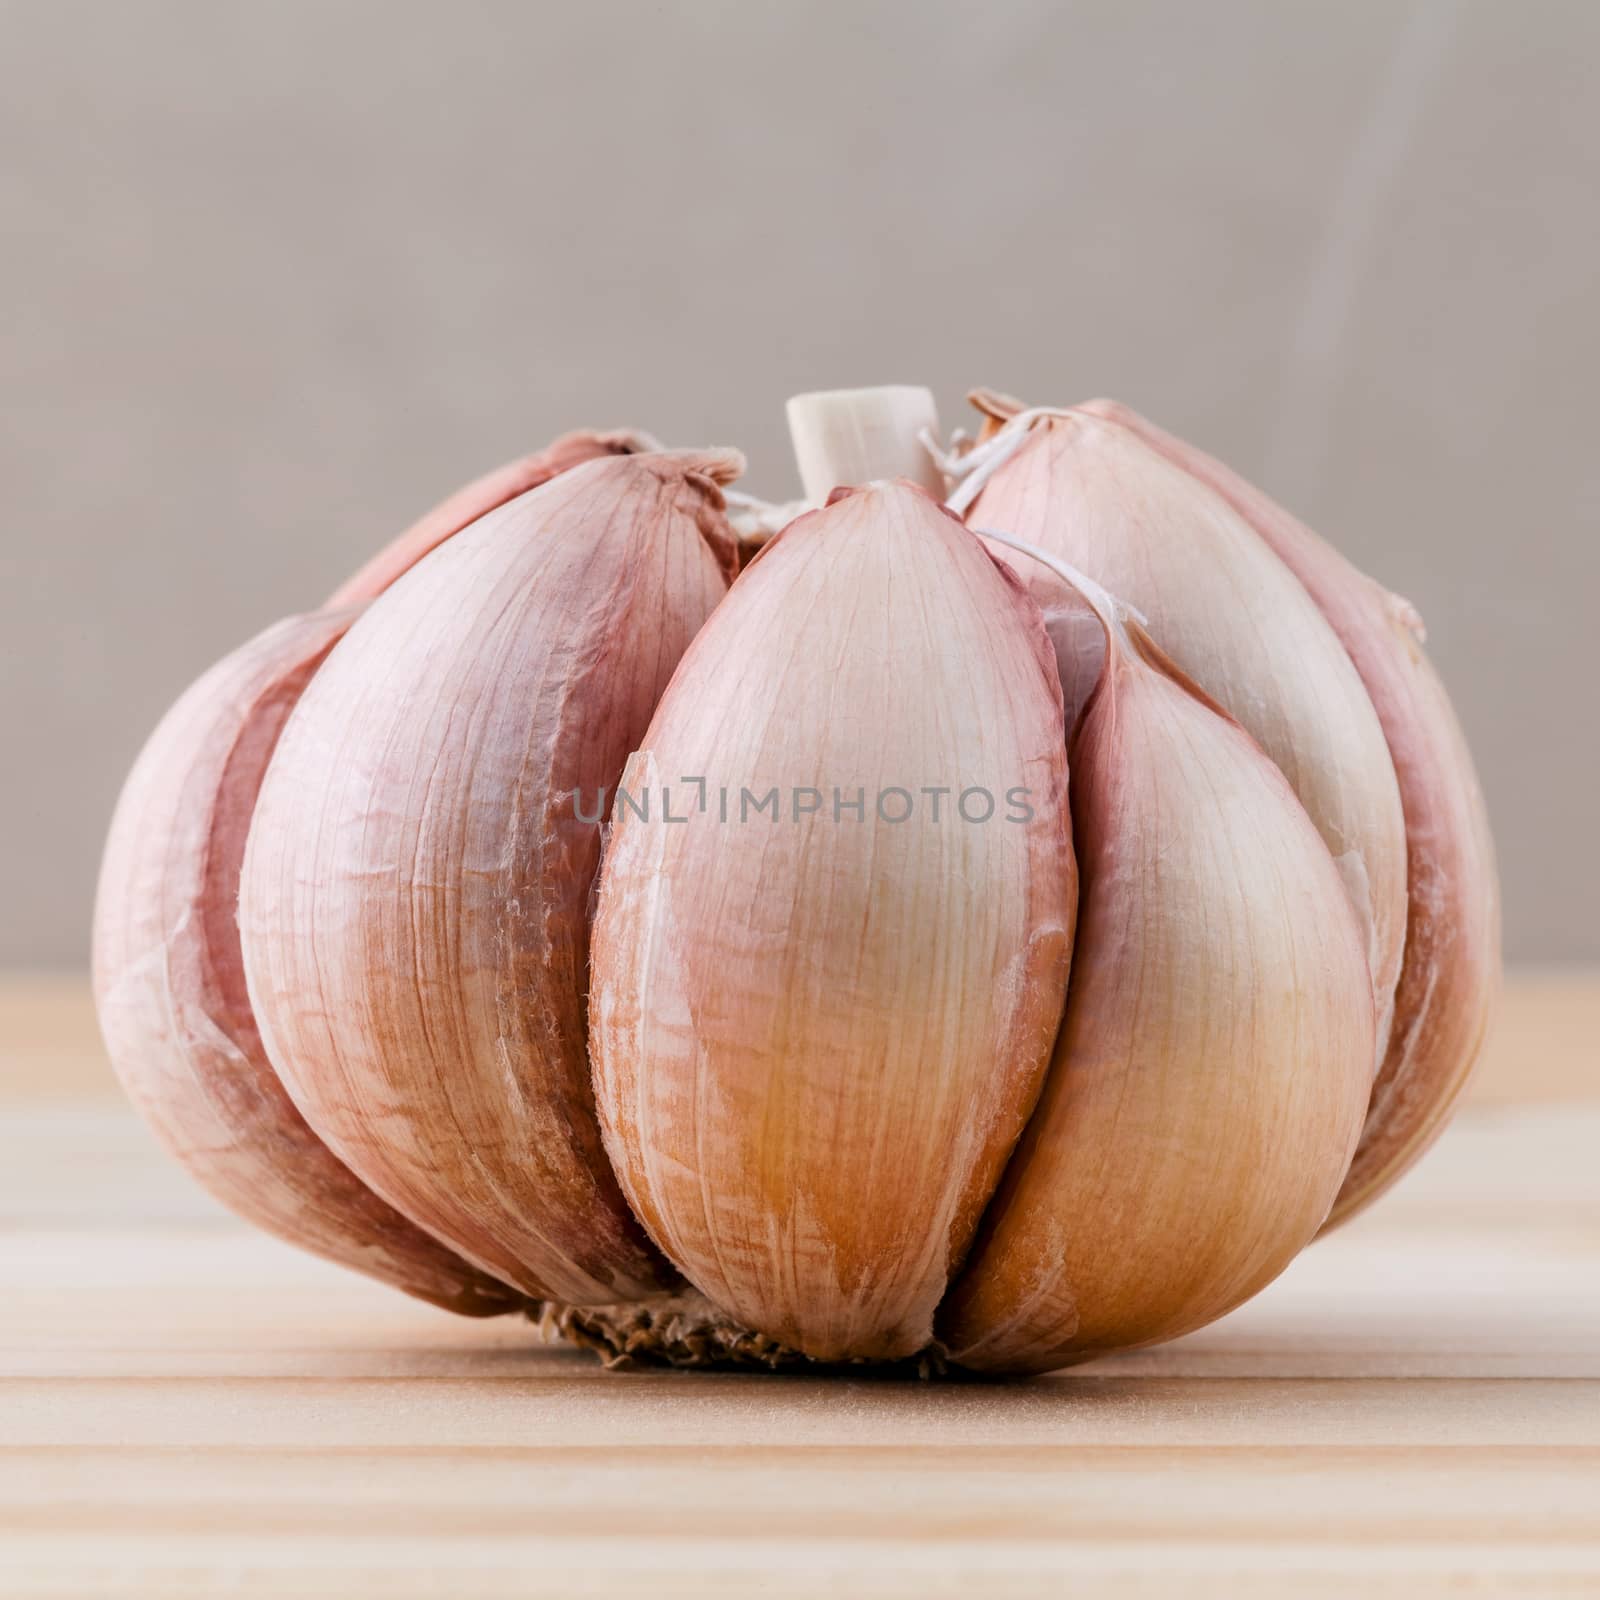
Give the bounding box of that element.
[785,386,946,502]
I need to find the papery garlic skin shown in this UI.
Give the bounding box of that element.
[589,482,1077,1363]
[92,429,650,1316]
[326,428,656,607]
[1077,399,1501,1227]
[240,451,740,1306]
[940,616,1373,1373]
[93,611,516,1314]
[964,411,1408,1067]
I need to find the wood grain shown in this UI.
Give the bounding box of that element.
[2,974,1598,1596]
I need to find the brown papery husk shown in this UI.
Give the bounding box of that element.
[588,480,1077,1364]
[240,450,741,1306]
[962,406,1408,1074]
[939,612,1374,1373]
[1074,398,1501,1228]
[92,609,517,1314]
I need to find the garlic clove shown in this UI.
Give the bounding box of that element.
[939,588,1374,1373]
[1077,399,1501,1227]
[326,428,660,607]
[239,450,741,1306]
[93,428,653,1315]
[92,609,518,1315]
[962,404,1408,1071]
[588,480,1077,1363]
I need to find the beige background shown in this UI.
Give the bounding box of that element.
[1,0,1595,967]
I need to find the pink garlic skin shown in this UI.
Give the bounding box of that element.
[93,609,517,1313]
[240,453,739,1306]
[93,430,644,1313]
[941,619,1372,1372]
[327,429,654,607]
[1077,399,1501,1227]
[965,413,1408,1078]
[589,482,1078,1362]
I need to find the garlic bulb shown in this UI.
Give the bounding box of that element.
[589,482,1077,1361]
[240,450,740,1305]
[89,429,643,1312]
[92,382,1497,1376]
[938,543,1372,1371]
[955,401,1409,1069]
[1073,399,1501,1226]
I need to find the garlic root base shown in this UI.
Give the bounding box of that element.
[534,1290,951,1378]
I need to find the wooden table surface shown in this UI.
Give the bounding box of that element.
[3,973,1597,1596]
